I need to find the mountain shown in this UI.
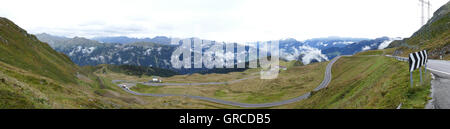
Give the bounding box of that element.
[0,18,78,84]
[387,1,449,59]
[278,37,392,63]
[36,33,394,73]
[0,17,100,108]
[322,37,395,59]
[302,37,369,50]
[36,35,249,74]
[1,17,188,108]
[91,36,172,45]
[278,39,329,64]
[36,34,176,68]
[33,33,70,47]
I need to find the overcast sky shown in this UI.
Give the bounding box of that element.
[0,0,448,42]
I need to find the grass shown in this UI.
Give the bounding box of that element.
[98,65,261,83]
[277,56,431,109]
[354,50,384,56]
[0,18,78,84]
[0,16,437,109]
[382,48,397,55]
[115,55,432,109]
[0,59,238,109]
[133,84,165,93]
[326,52,342,58]
[0,85,36,108]
[124,61,329,104]
[0,17,241,109]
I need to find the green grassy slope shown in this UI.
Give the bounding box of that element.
[0,17,237,109]
[93,64,179,77]
[388,2,449,59]
[108,60,327,104]
[0,17,78,83]
[0,17,127,108]
[279,55,431,109]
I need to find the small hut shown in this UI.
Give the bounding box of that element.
[149,76,162,83]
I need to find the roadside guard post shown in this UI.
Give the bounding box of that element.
[408,50,428,88]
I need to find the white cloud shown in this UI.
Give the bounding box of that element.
[0,0,448,42]
[297,46,329,64]
[362,46,371,51]
[378,37,402,50]
[281,45,328,65]
[333,41,355,45]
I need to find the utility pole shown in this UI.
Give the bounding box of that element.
[419,0,432,25]
[428,0,431,20]
[421,0,424,25]
[418,0,431,78]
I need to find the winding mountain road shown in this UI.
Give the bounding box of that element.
[115,56,342,108]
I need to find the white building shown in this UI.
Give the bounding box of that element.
[150,76,162,83]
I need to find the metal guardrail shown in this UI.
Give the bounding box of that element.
[385,55,408,62]
[396,57,409,62]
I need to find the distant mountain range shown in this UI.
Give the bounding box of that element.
[35,34,394,74]
[322,37,399,59]
[92,36,172,45]
[278,37,395,62]
[36,33,176,69]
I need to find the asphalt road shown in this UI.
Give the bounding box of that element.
[387,55,450,109]
[115,56,342,108]
[427,60,450,76]
[425,60,450,109]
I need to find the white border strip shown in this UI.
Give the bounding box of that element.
[427,67,450,75]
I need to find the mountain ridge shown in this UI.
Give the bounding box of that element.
[36,33,392,73]
[387,1,449,59]
[1,17,189,108]
[0,17,78,83]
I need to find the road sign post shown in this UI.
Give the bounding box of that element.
[409,50,428,88]
[424,50,428,75]
[410,72,413,88]
[420,67,423,84]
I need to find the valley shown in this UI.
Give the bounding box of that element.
[0,1,448,109]
[102,59,328,107]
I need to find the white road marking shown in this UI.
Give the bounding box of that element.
[427,67,450,75]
